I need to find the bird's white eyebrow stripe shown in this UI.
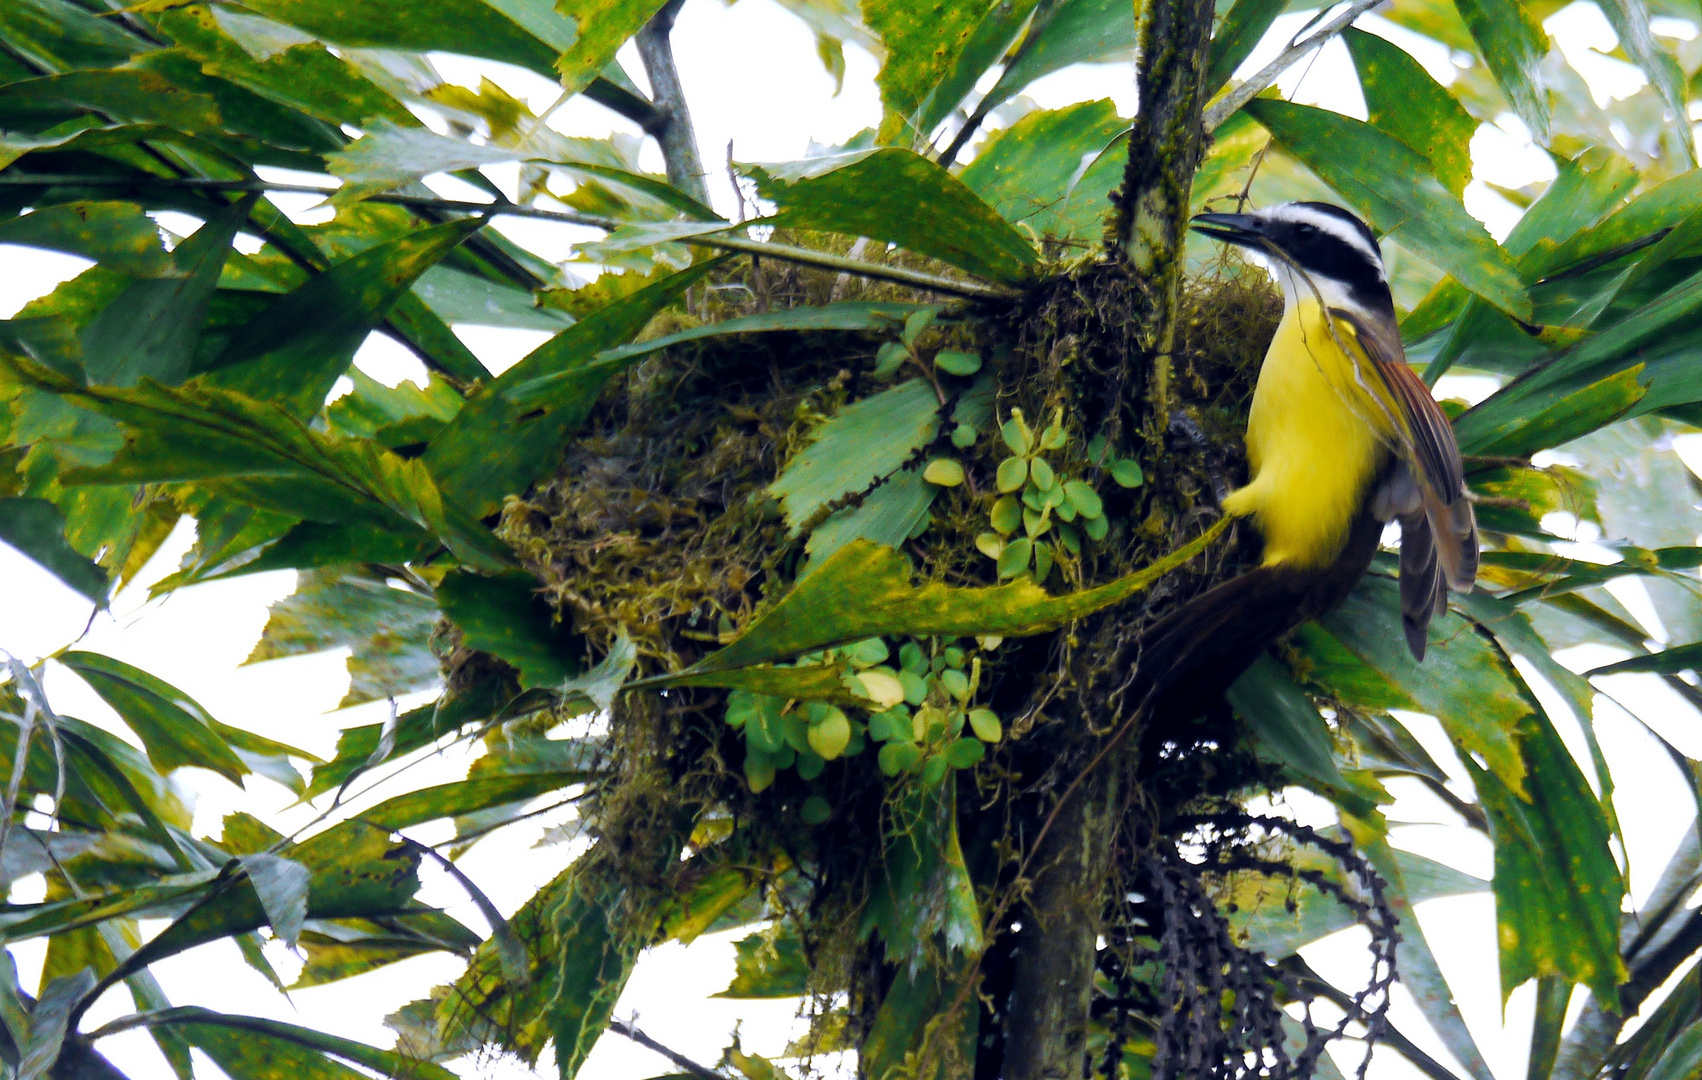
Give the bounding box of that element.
[1263,204,1383,265]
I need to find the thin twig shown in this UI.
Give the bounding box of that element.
[1201,0,1386,133]
[0,175,1012,300]
[607,1018,726,1079]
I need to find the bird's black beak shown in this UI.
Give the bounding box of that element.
[1189,211,1263,249]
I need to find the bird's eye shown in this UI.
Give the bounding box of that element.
[1295,223,1318,237]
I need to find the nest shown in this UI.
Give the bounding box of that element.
[453,244,1394,1079]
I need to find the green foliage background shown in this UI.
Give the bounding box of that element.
[0,0,1699,1078]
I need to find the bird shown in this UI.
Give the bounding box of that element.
[1132,202,1478,722]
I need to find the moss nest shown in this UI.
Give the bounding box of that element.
[448,243,1328,1075]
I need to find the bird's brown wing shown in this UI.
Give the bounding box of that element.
[1333,306,1480,658]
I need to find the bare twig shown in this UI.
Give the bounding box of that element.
[0,175,1013,299]
[1201,0,1386,133]
[636,0,712,206]
[607,1018,726,1079]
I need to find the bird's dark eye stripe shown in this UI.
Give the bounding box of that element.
[1279,228,1394,316]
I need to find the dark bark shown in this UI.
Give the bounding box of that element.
[1001,764,1119,1080]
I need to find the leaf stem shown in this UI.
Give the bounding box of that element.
[1200,0,1385,133]
[0,176,1013,300]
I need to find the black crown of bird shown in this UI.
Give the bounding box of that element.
[1135,201,1479,720]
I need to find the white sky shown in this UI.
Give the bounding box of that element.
[1,2,1699,1080]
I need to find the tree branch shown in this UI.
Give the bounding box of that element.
[607,1018,726,1079]
[1200,0,1385,133]
[635,0,712,207]
[0,175,1013,300]
[1110,0,1216,428]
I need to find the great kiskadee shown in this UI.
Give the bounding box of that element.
[1133,202,1478,721]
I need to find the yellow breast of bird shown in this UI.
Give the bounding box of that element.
[1220,298,1403,570]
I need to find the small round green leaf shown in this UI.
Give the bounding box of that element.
[801,795,832,824]
[1056,521,1081,555]
[1063,479,1103,518]
[934,350,983,376]
[879,742,923,776]
[943,646,966,668]
[968,708,1002,743]
[945,737,985,769]
[990,495,1022,534]
[951,423,978,448]
[899,669,929,705]
[796,748,826,780]
[899,641,927,673]
[997,537,1033,579]
[1083,513,1108,541]
[939,668,970,699]
[1023,507,1049,538]
[997,456,1028,493]
[903,307,937,346]
[975,531,1004,559]
[873,340,908,378]
[1030,457,1056,491]
[1033,540,1055,584]
[745,748,776,792]
[1001,413,1033,455]
[1111,458,1144,488]
[921,755,951,786]
[808,706,851,760]
[1041,423,1067,450]
[923,458,966,486]
[868,708,910,742]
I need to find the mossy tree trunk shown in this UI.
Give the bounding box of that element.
[996,2,1216,1076]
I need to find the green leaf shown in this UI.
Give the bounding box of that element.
[1644,1019,1702,1080]
[718,925,810,998]
[1225,655,1364,812]
[1206,0,1285,92]
[551,0,671,94]
[802,467,936,577]
[120,821,423,979]
[933,350,982,376]
[245,569,439,708]
[1474,713,1626,1008]
[1244,99,1530,322]
[769,378,942,535]
[1311,576,1529,795]
[230,0,575,82]
[5,360,513,571]
[238,854,309,947]
[1343,29,1476,197]
[653,519,1227,677]
[0,201,171,279]
[1587,641,1702,677]
[422,259,721,518]
[0,497,108,603]
[58,651,253,785]
[958,99,1129,243]
[435,570,583,689]
[556,631,638,715]
[505,300,918,409]
[362,775,573,831]
[202,218,482,419]
[164,1009,455,1080]
[978,0,1134,117]
[747,149,1039,283]
[1456,365,1647,459]
[1453,0,1549,140]
[157,6,415,129]
[863,0,1006,140]
[17,969,95,1080]
[80,193,255,389]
